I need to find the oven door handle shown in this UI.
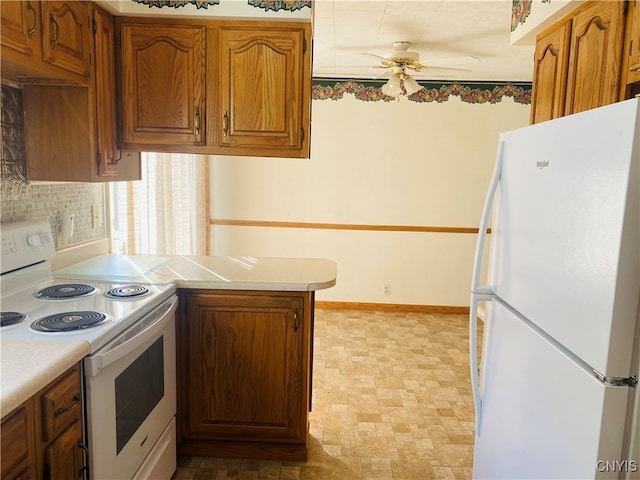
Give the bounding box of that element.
[84,296,178,377]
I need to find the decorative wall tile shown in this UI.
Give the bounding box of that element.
[1,85,28,198]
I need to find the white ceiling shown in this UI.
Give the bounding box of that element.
[312,0,536,82]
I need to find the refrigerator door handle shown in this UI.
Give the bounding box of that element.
[470,140,503,295]
[469,141,503,435]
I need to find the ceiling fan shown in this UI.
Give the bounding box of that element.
[365,41,475,97]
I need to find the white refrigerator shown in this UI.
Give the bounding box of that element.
[469,98,640,479]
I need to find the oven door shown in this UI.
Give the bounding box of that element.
[84,295,178,480]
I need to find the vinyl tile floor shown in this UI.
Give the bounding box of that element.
[172,308,480,480]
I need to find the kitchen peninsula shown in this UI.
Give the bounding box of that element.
[1,254,336,472]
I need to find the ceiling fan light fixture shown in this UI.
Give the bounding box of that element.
[381,73,402,97]
[403,75,423,95]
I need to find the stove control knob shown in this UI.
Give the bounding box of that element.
[27,234,42,246]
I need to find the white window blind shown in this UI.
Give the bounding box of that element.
[109,152,209,256]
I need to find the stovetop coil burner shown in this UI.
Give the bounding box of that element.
[105,285,150,299]
[35,283,97,300]
[1,312,26,327]
[31,311,107,332]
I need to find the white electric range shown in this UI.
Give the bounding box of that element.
[1,219,178,480]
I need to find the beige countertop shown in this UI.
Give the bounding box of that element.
[55,254,338,291]
[2,255,336,418]
[1,338,90,416]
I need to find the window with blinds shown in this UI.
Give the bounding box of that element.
[109,152,209,256]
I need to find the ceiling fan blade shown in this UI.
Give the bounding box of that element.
[361,52,390,62]
[422,65,472,73]
[427,55,481,65]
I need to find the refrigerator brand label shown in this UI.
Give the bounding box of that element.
[536,159,549,169]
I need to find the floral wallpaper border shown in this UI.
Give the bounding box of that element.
[131,0,311,10]
[512,0,552,32]
[511,0,533,32]
[312,78,532,105]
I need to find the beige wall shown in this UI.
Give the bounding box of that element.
[210,93,530,307]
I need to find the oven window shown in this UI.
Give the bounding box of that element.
[115,337,164,454]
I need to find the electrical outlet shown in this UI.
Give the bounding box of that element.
[1,235,17,255]
[384,283,391,295]
[91,205,100,229]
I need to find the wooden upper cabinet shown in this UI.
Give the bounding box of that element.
[19,3,139,183]
[40,1,92,78]
[0,0,41,57]
[531,0,630,123]
[621,0,640,91]
[1,0,90,83]
[530,19,571,124]
[114,17,311,158]
[564,0,626,115]
[215,21,311,157]
[118,20,206,146]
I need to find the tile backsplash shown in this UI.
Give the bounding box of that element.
[1,85,107,249]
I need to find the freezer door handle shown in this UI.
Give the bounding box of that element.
[469,141,503,434]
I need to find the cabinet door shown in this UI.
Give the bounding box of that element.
[40,1,92,78]
[43,420,85,480]
[1,0,40,56]
[93,5,120,179]
[183,291,308,443]
[530,19,571,124]
[1,399,36,480]
[621,0,640,90]
[119,22,206,146]
[23,84,95,182]
[217,23,310,155]
[565,1,626,115]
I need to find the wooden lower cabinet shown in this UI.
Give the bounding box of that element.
[1,398,36,480]
[0,363,85,480]
[177,289,313,461]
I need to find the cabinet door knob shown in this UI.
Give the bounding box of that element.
[223,110,229,136]
[293,311,299,332]
[630,63,640,72]
[195,108,201,136]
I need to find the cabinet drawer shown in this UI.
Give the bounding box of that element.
[39,364,82,442]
